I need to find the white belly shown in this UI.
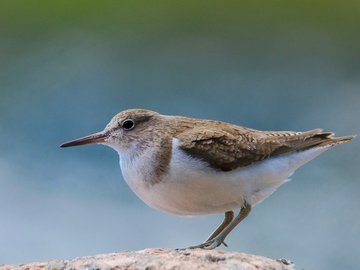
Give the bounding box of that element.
[119,140,328,216]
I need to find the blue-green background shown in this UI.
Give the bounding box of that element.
[1,1,359,269]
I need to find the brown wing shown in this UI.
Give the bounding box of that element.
[177,126,353,171]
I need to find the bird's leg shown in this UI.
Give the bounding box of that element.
[188,201,252,250]
[205,211,234,246]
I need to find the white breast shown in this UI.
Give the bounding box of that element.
[118,139,329,216]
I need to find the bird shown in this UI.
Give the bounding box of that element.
[60,109,354,249]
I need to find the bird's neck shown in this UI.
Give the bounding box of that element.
[117,137,173,186]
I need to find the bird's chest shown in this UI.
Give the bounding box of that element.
[118,145,245,215]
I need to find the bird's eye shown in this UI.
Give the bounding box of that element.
[122,119,135,130]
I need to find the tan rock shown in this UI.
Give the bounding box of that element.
[0,248,294,270]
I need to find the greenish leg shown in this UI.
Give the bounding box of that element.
[188,201,252,250]
[205,211,234,246]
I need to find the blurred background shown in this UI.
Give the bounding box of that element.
[0,1,359,269]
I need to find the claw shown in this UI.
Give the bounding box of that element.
[186,237,225,250]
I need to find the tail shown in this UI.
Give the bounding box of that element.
[270,129,355,156]
[305,129,356,148]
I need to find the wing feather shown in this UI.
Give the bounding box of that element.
[176,126,353,171]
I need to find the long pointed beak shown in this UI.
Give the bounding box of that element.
[60,131,108,148]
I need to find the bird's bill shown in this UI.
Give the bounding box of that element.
[60,131,108,148]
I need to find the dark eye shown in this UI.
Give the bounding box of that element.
[122,119,135,130]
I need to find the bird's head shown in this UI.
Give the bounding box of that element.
[60,109,162,154]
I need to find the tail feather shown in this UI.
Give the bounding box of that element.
[315,134,355,148]
[270,130,355,156]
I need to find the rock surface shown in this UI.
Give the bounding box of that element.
[0,248,294,270]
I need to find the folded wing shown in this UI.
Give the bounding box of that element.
[177,126,354,171]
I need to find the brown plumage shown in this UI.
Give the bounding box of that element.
[101,109,354,172]
[175,120,354,171]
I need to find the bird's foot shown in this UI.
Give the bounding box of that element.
[186,237,228,250]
